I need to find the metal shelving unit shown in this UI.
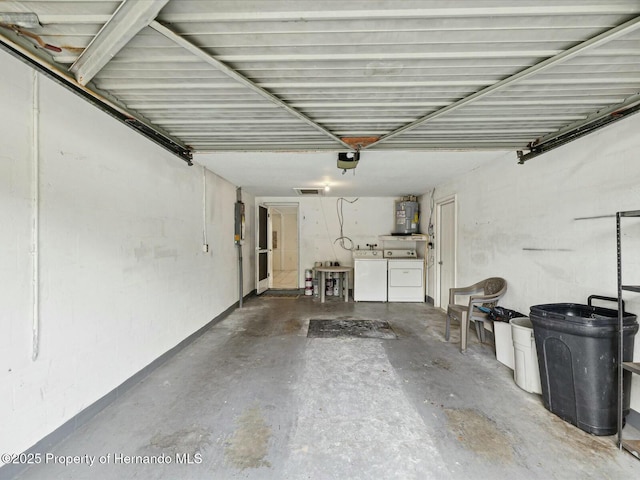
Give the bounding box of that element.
[616,210,640,458]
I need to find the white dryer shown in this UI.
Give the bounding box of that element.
[385,249,425,302]
[353,250,387,302]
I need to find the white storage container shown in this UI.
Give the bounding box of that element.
[510,317,542,394]
[494,321,514,370]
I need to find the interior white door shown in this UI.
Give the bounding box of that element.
[437,198,456,310]
[256,205,272,294]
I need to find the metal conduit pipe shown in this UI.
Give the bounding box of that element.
[31,70,40,361]
[202,166,208,249]
[237,188,243,308]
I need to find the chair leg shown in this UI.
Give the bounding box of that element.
[445,314,451,341]
[475,320,486,343]
[460,313,469,352]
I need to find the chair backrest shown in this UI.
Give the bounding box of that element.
[482,277,507,307]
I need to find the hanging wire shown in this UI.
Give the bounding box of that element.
[426,189,436,269]
[319,197,339,260]
[334,197,359,251]
[427,189,435,236]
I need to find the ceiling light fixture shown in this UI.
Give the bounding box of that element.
[324,184,330,192]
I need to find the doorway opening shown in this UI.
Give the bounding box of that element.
[271,205,299,289]
[256,203,299,293]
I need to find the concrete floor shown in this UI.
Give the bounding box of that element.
[12,295,640,479]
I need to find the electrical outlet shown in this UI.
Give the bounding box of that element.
[202,244,209,253]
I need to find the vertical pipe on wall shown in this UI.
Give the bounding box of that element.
[31,70,40,361]
[237,188,243,308]
[202,166,207,248]
[238,245,243,308]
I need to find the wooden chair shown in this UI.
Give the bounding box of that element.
[446,277,507,352]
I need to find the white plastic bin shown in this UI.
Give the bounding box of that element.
[494,321,514,369]
[510,317,541,394]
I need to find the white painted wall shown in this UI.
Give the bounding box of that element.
[271,210,299,272]
[255,197,399,286]
[427,112,640,411]
[0,50,249,461]
[281,212,299,271]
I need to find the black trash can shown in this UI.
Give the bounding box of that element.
[529,303,638,436]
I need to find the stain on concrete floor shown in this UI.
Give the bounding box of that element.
[240,309,303,337]
[150,425,211,455]
[225,406,272,470]
[431,357,453,370]
[445,408,514,463]
[548,415,616,461]
[283,317,303,334]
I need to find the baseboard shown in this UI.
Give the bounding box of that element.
[242,289,257,302]
[0,301,240,480]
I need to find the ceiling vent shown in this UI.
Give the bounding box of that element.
[293,187,324,196]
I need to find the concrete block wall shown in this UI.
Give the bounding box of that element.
[0,49,252,462]
[427,112,640,411]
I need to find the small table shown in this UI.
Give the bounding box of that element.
[314,266,353,303]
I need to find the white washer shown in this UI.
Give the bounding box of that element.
[353,250,387,302]
[385,250,424,302]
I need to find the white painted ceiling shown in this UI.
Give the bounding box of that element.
[1,1,639,196]
[196,150,511,197]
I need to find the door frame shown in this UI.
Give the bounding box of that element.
[266,202,300,288]
[435,194,457,310]
[256,204,272,294]
[257,202,300,291]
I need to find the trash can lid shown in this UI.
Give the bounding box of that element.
[530,303,637,326]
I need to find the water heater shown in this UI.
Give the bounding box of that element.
[394,196,419,235]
